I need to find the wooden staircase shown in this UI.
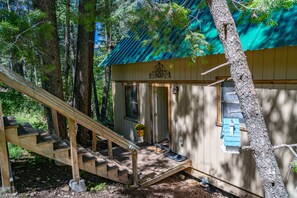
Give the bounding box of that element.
[3,116,133,185]
[0,65,192,192]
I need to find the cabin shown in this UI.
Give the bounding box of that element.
[100,2,297,197]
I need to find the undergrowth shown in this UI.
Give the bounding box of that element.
[89,182,106,192]
[8,143,30,159]
[1,88,47,130]
[291,159,297,173]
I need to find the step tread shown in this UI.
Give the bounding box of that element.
[17,124,38,137]
[107,164,118,171]
[53,140,70,150]
[82,153,96,162]
[3,116,18,127]
[118,169,129,176]
[36,129,55,144]
[95,160,107,167]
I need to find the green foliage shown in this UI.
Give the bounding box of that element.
[0,86,46,130]
[89,182,106,192]
[0,8,51,65]
[135,123,145,130]
[15,112,47,130]
[230,0,297,25]
[8,143,29,159]
[291,159,297,173]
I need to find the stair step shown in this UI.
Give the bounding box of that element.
[96,160,107,167]
[82,153,96,162]
[107,164,118,171]
[118,169,129,177]
[3,116,18,128]
[54,140,70,150]
[36,129,55,145]
[22,122,32,128]
[17,124,38,137]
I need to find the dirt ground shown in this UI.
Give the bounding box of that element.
[0,156,236,198]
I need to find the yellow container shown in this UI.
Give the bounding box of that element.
[137,129,144,137]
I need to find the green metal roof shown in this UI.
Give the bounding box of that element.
[100,1,297,66]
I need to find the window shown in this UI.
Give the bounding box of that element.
[220,81,245,124]
[125,85,139,121]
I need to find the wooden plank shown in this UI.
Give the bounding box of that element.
[114,79,297,85]
[69,118,80,182]
[184,168,262,198]
[132,150,138,186]
[140,160,191,187]
[0,66,138,151]
[107,140,113,159]
[0,99,12,192]
[51,109,60,137]
[92,132,97,152]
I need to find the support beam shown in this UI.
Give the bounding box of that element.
[51,109,60,137]
[207,77,232,87]
[0,99,12,192]
[201,62,229,76]
[68,118,80,182]
[107,140,113,159]
[92,132,97,152]
[132,150,138,186]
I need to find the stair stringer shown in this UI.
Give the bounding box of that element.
[5,125,133,185]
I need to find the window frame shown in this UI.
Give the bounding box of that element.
[217,78,246,130]
[123,84,139,122]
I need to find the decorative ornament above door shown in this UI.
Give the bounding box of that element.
[149,62,171,79]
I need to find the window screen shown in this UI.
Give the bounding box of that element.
[125,85,139,121]
[221,82,245,123]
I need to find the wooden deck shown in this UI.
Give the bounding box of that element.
[98,142,191,186]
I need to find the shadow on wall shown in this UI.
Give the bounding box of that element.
[171,84,297,196]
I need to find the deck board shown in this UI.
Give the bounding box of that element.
[98,142,191,186]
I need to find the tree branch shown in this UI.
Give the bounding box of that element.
[201,62,229,76]
[273,144,297,157]
[12,21,44,45]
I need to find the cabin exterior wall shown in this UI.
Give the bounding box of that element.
[111,46,297,197]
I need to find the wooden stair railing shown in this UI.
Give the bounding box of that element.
[0,65,139,191]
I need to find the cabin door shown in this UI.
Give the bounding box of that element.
[153,87,169,143]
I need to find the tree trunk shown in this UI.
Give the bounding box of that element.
[206,0,288,197]
[100,65,111,122]
[92,73,100,121]
[64,0,71,100]
[73,0,96,144]
[100,0,113,122]
[32,0,67,139]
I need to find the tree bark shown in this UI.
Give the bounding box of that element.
[100,0,113,122]
[32,0,67,139]
[73,0,96,144]
[206,0,288,197]
[92,71,100,121]
[64,0,71,100]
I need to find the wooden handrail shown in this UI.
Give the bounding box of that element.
[0,65,139,151]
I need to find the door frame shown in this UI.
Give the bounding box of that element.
[149,83,172,144]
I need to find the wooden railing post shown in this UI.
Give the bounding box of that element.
[92,132,97,152]
[0,99,12,192]
[107,140,113,159]
[68,118,80,182]
[51,109,60,137]
[132,150,138,186]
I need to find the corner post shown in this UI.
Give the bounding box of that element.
[68,118,85,192]
[107,139,113,159]
[92,132,97,152]
[132,150,138,186]
[51,109,60,137]
[0,99,12,192]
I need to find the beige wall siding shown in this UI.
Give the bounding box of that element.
[112,46,297,87]
[113,82,151,143]
[111,45,297,197]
